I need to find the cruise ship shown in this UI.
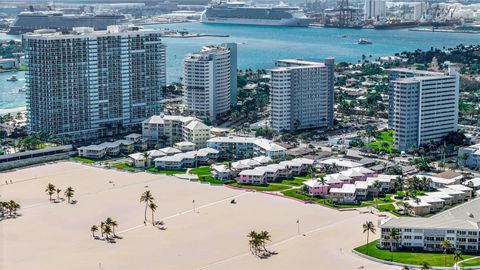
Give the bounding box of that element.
[200,2,312,27]
[8,11,126,34]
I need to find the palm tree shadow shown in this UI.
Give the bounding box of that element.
[259,251,278,259]
[157,226,167,230]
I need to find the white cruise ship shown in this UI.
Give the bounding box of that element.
[200,1,312,27]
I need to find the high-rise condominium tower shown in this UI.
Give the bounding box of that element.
[183,43,237,122]
[270,58,334,132]
[388,67,460,151]
[24,25,166,141]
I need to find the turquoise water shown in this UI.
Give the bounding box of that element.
[1,22,479,111]
[0,71,26,112]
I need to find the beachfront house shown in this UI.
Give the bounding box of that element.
[207,136,286,160]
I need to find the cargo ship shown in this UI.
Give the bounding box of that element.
[373,19,418,30]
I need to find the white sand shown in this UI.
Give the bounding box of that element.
[0,161,397,270]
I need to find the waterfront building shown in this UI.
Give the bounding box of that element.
[24,26,166,141]
[183,43,237,122]
[270,58,334,132]
[459,143,480,169]
[142,115,211,149]
[207,136,286,160]
[388,67,460,151]
[154,147,219,169]
[364,0,386,20]
[379,197,480,253]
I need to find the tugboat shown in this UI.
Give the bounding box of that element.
[6,75,18,81]
[357,38,372,45]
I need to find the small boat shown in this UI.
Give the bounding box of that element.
[17,87,26,93]
[6,75,18,81]
[357,38,372,45]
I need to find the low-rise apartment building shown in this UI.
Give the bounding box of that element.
[379,197,480,253]
[207,136,286,160]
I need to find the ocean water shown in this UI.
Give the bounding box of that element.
[1,22,479,111]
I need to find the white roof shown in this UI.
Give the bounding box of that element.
[175,141,196,147]
[330,184,356,194]
[465,178,480,188]
[445,184,472,192]
[184,120,210,131]
[418,195,445,203]
[239,169,265,176]
[196,147,219,156]
[148,149,167,158]
[143,115,194,125]
[128,153,146,161]
[352,167,374,174]
[80,144,106,151]
[304,179,327,188]
[381,197,480,230]
[207,136,285,152]
[254,139,286,152]
[252,155,272,164]
[341,169,364,178]
[325,173,350,184]
[212,164,231,173]
[159,147,182,155]
[320,158,362,168]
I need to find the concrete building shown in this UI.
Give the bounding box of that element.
[388,67,460,151]
[413,2,426,21]
[364,0,386,20]
[207,136,286,160]
[142,115,210,149]
[459,144,480,169]
[183,43,237,122]
[24,25,166,141]
[270,58,334,132]
[379,197,480,253]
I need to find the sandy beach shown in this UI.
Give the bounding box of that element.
[0,161,397,270]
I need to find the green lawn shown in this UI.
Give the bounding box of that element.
[368,130,394,153]
[146,168,187,175]
[459,257,480,267]
[72,156,96,164]
[189,166,225,185]
[112,163,137,172]
[229,183,291,192]
[280,189,370,208]
[278,177,310,186]
[355,240,476,267]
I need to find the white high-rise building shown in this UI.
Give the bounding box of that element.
[270,58,334,132]
[413,2,426,21]
[388,67,460,151]
[364,0,386,19]
[183,43,237,122]
[24,25,166,141]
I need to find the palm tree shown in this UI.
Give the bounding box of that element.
[90,225,98,238]
[10,200,20,216]
[100,221,105,238]
[103,224,112,240]
[259,230,271,253]
[362,221,376,255]
[453,249,464,266]
[149,202,157,224]
[401,266,410,270]
[45,183,56,201]
[56,188,62,200]
[372,180,381,208]
[247,231,262,256]
[388,229,400,261]
[420,262,431,270]
[440,239,453,266]
[105,217,118,237]
[64,187,74,203]
[140,190,155,222]
[142,151,150,167]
